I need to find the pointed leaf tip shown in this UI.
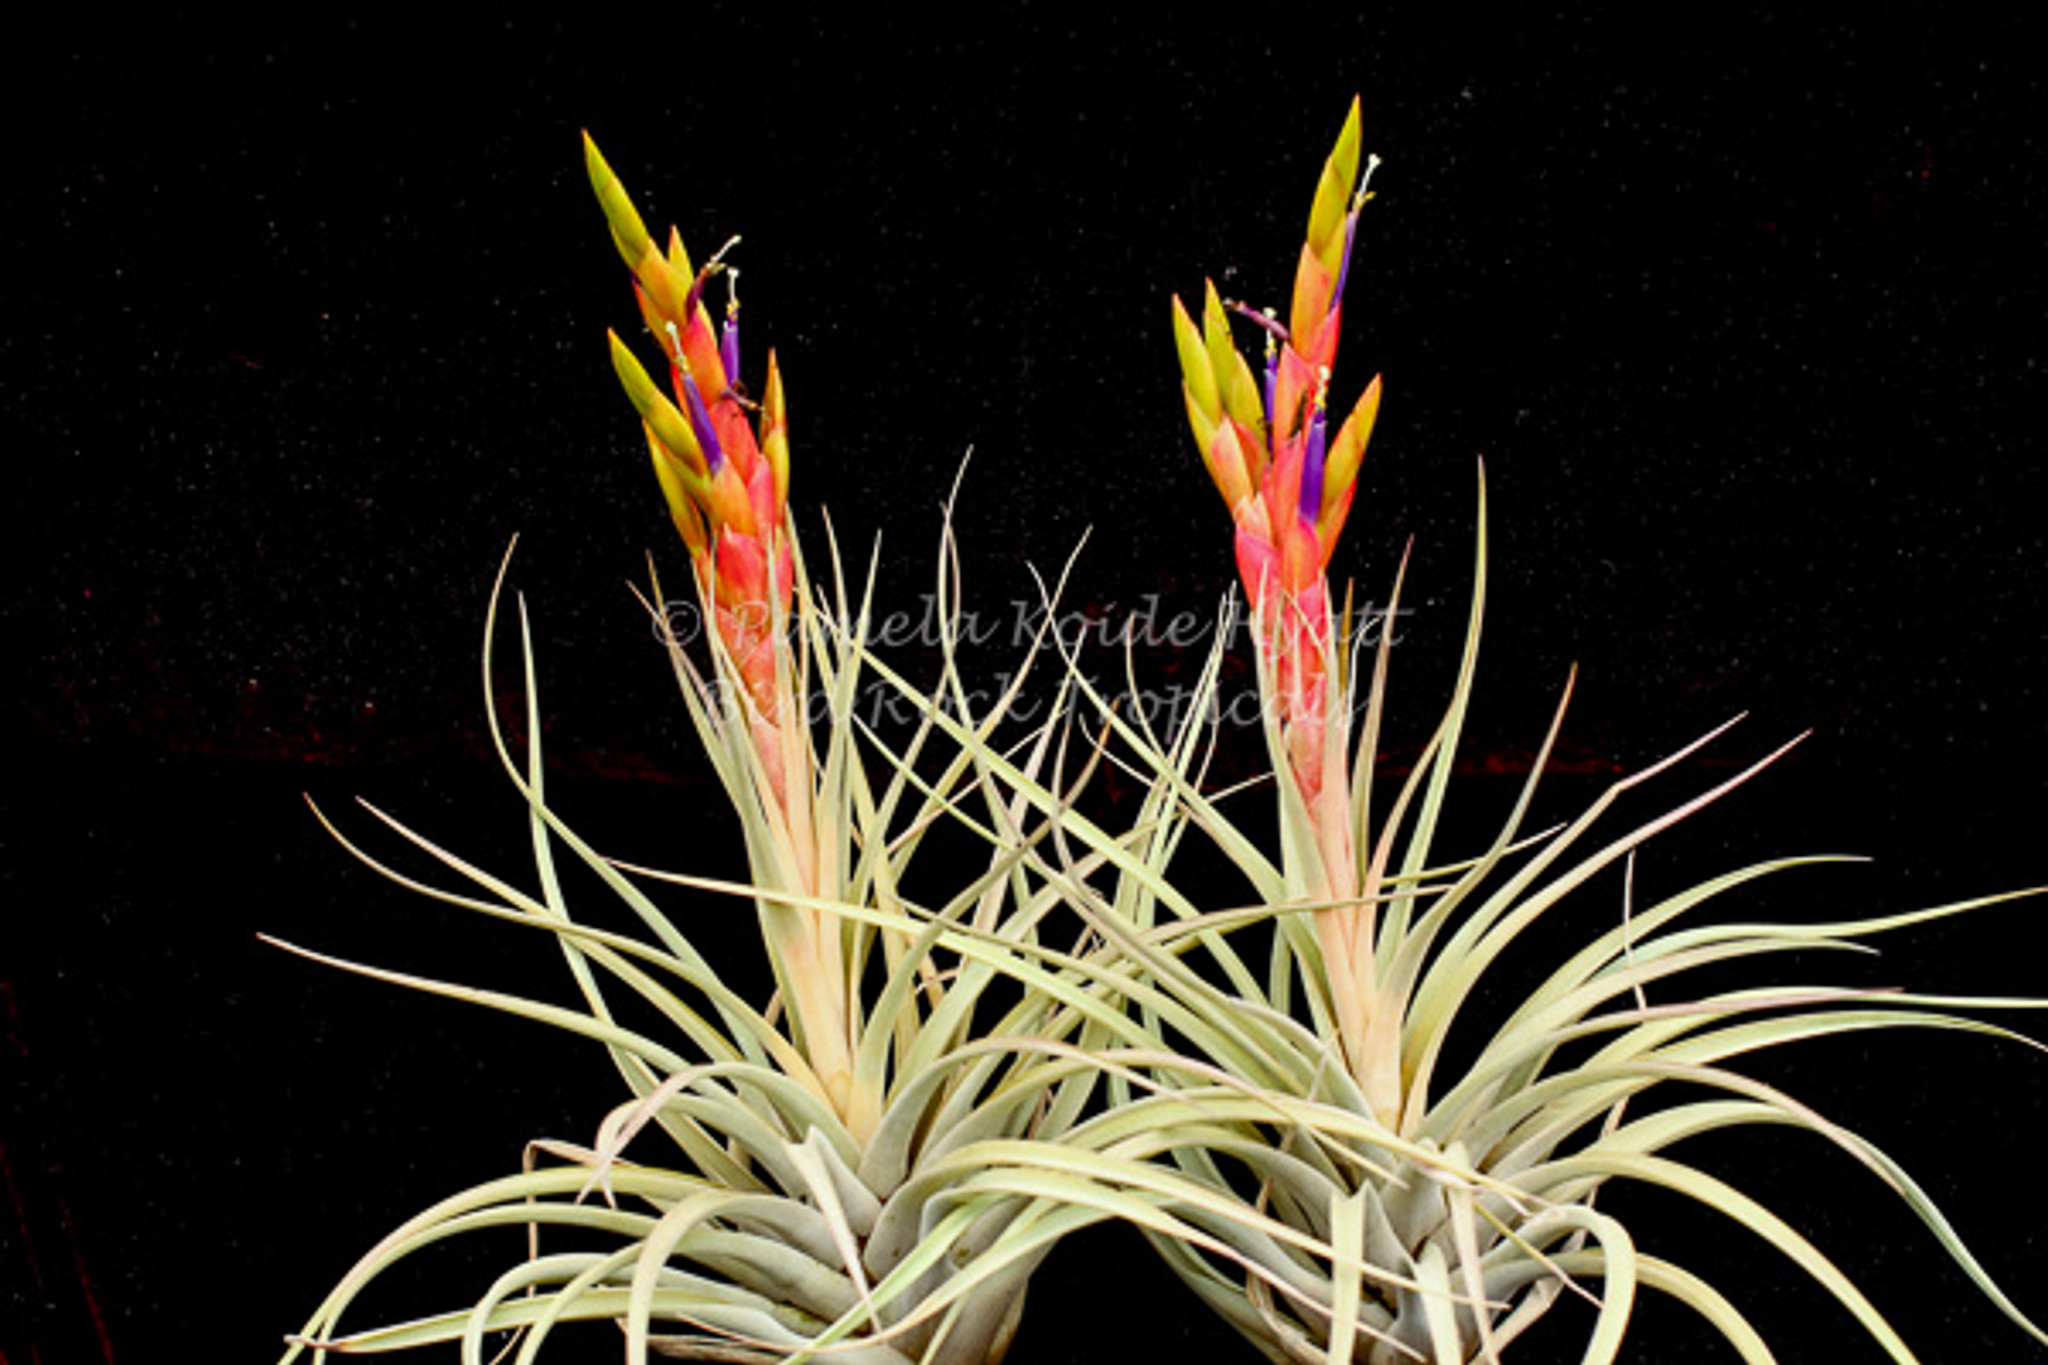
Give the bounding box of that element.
[1172,294,1219,420]
[584,133,652,271]
[608,329,704,474]
[762,349,789,507]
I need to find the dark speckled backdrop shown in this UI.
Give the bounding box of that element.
[7,11,2046,1362]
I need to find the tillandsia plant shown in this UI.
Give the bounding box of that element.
[1169,96,1388,1119]
[989,97,2048,1362]
[267,103,2046,1365]
[269,137,1339,1365]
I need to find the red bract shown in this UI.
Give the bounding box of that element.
[586,134,797,798]
[1172,97,1382,808]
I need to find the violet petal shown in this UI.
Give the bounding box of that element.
[1298,404,1328,523]
[720,317,741,393]
[1263,347,1279,432]
[681,371,726,474]
[1330,213,1359,320]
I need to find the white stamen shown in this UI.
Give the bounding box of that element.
[1353,153,1383,211]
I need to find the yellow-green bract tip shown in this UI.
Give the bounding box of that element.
[583,131,652,272]
[1306,98,1363,272]
[761,349,789,508]
[1172,294,1219,420]
[607,328,705,475]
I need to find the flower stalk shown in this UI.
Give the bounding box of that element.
[586,133,854,1121]
[1170,97,1395,1115]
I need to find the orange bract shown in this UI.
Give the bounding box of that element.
[1171,98,1382,806]
[587,133,795,734]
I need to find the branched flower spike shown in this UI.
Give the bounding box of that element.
[1127,99,2048,1363]
[586,133,796,803]
[1173,98,1381,812]
[584,134,855,1114]
[1171,97,1388,1098]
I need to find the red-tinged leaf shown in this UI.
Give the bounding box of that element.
[677,307,730,401]
[1287,700,1326,799]
[1278,509,1323,596]
[713,531,769,610]
[715,598,780,721]
[705,459,757,539]
[773,538,795,614]
[1234,519,1281,616]
[747,705,788,802]
[1316,479,1358,568]
[1291,575,1331,643]
[1298,301,1342,376]
[743,449,779,541]
[1290,242,1334,351]
[1318,373,1382,532]
[1227,413,1269,492]
[1204,412,1256,510]
[712,393,760,483]
[1270,346,1320,448]
[1268,429,1306,549]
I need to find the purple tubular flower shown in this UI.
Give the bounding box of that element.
[680,370,727,474]
[1329,212,1359,321]
[1263,347,1279,431]
[720,316,741,397]
[682,270,710,326]
[1298,402,1328,523]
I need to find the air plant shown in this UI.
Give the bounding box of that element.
[1012,96,2048,1363]
[1169,97,1388,1119]
[268,102,2046,1365]
[267,138,1285,1365]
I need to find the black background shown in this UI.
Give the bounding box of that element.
[8,10,2047,1363]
